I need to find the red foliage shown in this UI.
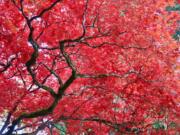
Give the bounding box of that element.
[0,0,179,134]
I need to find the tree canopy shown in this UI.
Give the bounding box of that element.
[0,0,179,134]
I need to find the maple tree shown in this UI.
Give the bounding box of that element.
[0,0,179,134]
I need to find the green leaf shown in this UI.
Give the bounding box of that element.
[152,121,165,130]
[54,123,66,135]
[166,4,180,11]
[172,30,180,41]
[169,122,177,128]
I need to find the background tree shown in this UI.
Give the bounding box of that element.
[0,0,179,134]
